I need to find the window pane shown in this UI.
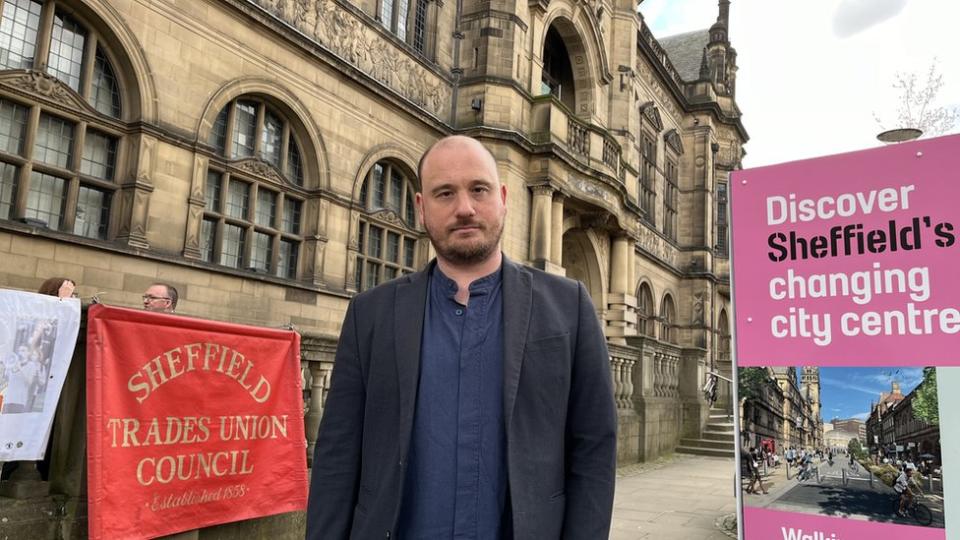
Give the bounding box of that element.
[365,261,379,289]
[210,107,228,155]
[368,225,382,258]
[34,114,74,169]
[413,0,428,52]
[387,231,399,262]
[249,231,272,272]
[90,47,121,118]
[384,266,397,281]
[403,237,415,268]
[261,111,282,167]
[285,138,303,185]
[221,223,244,268]
[25,171,65,229]
[405,191,415,226]
[389,170,402,213]
[277,238,298,279]
[231,101,257,158]
[396,0,409,39]
[225,180,249,219]
[200,218,216,262]
[255,188,276,227]
[0,161,18,219]
[205,171,221,212]
[357,222,365,253]
[282,197,301,234]
[0,97,27,155]
[48,11,86,92]
[379,0,393,33]
[0,0,42,70]
[74,185,109,239]
[372,163,385,209]
[80,130,117,180]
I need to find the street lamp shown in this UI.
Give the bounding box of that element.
[877,128,923,144]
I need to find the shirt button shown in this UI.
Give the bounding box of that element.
[455,308,463,315]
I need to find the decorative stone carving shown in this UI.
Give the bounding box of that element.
[253,0,450,117]
[638,101,663,132]
[234,158,287,185]
[636,225,678,268]
[0,70,94,114]
[664,128,684,155]
[571,178,616,210]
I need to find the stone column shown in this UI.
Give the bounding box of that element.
[528,185,552,264]
[606,233,638,338]
[550,192,564,266]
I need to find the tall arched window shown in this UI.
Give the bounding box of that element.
[0,0,125,240]
[201,96,306,278]
[660,294,676,343]
[355,160,420,290]
[637,282,654,336]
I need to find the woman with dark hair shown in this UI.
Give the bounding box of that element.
[36,277,76,299]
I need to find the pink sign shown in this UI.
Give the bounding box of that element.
[743,507,945,540]
[731,134,960,366]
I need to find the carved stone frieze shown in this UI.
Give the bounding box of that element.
[571,177,617,211]
[252,0,450,117]
[636,225,678,268]
[0,70,94,114]
[234,158,287,184]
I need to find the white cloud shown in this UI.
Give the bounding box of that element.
[644,0,960,167]
[833,0,907,38]
[851,412,871,421]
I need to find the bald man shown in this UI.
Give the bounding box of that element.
[307,136,616,539]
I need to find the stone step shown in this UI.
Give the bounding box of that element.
[705,424,735,432]
[680,438,735,450]
[675,445,736,458]
[702,430,734,441]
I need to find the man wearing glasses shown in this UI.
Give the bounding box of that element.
[142,283,178,313]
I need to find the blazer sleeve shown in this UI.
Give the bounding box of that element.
[306,299,365,540]
[562,281,618,539]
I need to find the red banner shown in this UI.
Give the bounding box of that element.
[86,304,307,539]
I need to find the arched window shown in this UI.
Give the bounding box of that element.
[660,294,676,343]
[201,96,306,278]
[0,0,125,240]
[355,160,420,290]
[541,25,575,110]
[637,282,654,336]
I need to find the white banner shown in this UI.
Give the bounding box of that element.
[0,289,80,460]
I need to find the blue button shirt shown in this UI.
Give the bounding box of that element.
[398,265,507,539]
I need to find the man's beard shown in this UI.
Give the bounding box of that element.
[424,218,504,265]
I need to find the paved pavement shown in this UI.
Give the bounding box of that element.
[611,455,738,539]
[742,457,945,529]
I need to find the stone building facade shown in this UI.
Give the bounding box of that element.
[0,0,745,535]
[865,381,940,464]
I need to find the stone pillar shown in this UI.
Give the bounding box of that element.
[550,192,564,267]
[606,233,637,338]
[528,185,552,263]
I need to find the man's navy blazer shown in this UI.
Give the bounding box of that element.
[306,257,617,539]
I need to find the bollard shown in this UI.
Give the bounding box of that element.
[786,463,791,480]
[816,466,821,484]
[869,469,874,489]
[842,468,847,486]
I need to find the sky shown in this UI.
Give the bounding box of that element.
[641,0,960,167]
[817,367,924,423]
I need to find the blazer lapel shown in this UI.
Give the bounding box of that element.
[395,262,431,458]
[502,257,532,431]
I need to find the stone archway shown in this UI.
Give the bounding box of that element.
[561,228,605,311]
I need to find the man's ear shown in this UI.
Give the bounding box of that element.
[415,192,424,226]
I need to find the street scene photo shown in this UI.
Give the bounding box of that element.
[739,366,944,528]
